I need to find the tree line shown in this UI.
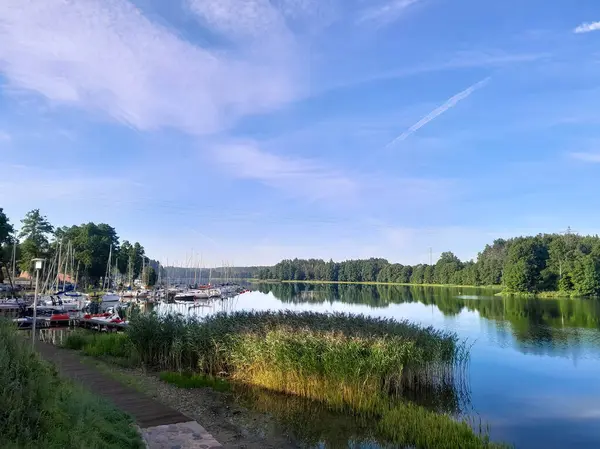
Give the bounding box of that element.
[0,208,158,287]
[256,232,600,296]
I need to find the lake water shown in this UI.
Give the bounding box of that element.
[156,283,600,449]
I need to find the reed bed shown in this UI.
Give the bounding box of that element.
[128,310,468,396]
[127,311,505,448]
[127,310,474,411]
[64,330,134,359]
[0,321,144,449]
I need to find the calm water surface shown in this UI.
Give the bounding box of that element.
[155,283,600,449]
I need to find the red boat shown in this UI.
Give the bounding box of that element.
[83,312,111,320]
[49,312,70,322]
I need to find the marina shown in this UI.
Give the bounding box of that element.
[1,283,251,332]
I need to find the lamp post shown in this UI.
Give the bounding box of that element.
[31,258,45,348]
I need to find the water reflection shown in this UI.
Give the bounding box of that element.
[233,384,386,449]
[148,285,600,448]
[254,283,600,358]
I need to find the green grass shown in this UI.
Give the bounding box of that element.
[159,372,231,392]
[0,321,144,449]
[495,290,587,299]
[378,404,506,449]
[64,330,136,360]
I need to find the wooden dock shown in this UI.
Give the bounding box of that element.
[35,341,189,428]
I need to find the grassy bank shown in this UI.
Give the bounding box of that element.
[495,290,586,299]
[0,322,144,449]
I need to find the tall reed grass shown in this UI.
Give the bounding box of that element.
[64,330,134,359]
[128,310,467,394]
[0,321,144,449]
[126,311,505,448]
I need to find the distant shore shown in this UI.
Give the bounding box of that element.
[250,279,502,289]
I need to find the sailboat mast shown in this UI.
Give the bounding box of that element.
[56,240,63,292]
[62,242,70,291]
[75,261,80,291]
[11,242,16,282]
[104,244,112,291]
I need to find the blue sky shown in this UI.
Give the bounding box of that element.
[1,0,600,266]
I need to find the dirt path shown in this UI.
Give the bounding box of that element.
[85,359,302,449]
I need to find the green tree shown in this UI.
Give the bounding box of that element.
[434,252,463,284]
[410,264,425,284]
[19,209,53,244]
[572,255,600,296]
[144,266,158,286]
[326,260,339,281]
[476,239,508,285]
[399,265,412,283]
[132,242,145,279]
[18,209,54,272]
[54,223,119,286]
[0,208,14,247]
[423,264,435,284]
[502,237,548,293]
[0,208,16,283]
[117,241,133,275]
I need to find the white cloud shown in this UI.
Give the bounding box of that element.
[186,0,288,41]
[570,152,600,163]
[574,21,600,34]
[386,77,490,146]
[357,0,421,26]
[211,142,358,202]
[0,0,302,136]
[209,140,457,207]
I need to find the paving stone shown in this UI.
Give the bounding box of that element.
[141,421,222,449]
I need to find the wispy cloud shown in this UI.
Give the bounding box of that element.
[211,142,358,203]
[0,0,302,136]
[386,77,490,147]
[319,50,545,96]
[358,0,422,26]
[210,140,456,207]
[186,0,332,44]
[570,152,600,163]
[0,130,10,142]
[186,0,289,42]
[574,21,600,34]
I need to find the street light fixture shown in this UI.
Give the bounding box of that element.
[31,258,45,348]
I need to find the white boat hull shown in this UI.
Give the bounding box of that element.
[102,294,121,303]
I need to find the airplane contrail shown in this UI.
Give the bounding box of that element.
[386,77,490,148]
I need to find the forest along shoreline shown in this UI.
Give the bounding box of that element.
[58,310,509,449]
[255,232,600,298]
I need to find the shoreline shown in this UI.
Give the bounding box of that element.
[250,279,502,289]
[252,280,597,299]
